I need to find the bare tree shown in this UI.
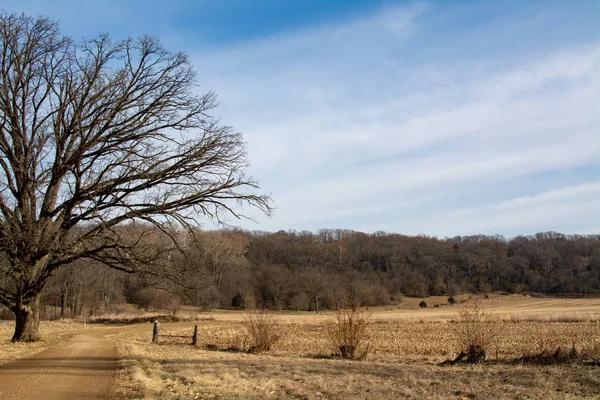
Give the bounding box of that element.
[187,230,249,288]
[299,265,328,313]
[0,13,272,341]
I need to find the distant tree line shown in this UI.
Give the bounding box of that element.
[3,228,598,319]
[240,229,600,309]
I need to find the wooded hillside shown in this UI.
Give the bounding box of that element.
[15,228,597,319]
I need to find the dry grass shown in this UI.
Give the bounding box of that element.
[0,319,85,366]
[326,307,372,359]
[113,324,600,399]
[517,343,600,365]
[451,300,502,362]
[241,309,282,353]
[2,295,598,399]
[143,318,599,362]
[110,295,600,399]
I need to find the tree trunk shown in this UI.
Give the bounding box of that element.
[11,295,41,342]
[60,284,69,320]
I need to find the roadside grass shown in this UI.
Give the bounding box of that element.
[111,295,600,399]
[113,320,600,399]
[115,318,600,361]
[2,294,600,399]
[0,320,84,365]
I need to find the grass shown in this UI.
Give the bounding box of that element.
[113,325,600,399]
[326,307,372,359]
[115,317,599,361]
[0,319,84,365]
[451,300,501,362]
[109,295,600,399]
[2,295,600,399]
[241,309,282,353]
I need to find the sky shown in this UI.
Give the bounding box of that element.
[1,0,599,238]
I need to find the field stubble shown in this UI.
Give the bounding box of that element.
[112,296,600,399]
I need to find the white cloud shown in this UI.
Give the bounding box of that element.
[195,4,600,236]
[5,1,595,236]
[432,182,600,237]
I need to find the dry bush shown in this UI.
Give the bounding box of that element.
[241,309,282,353]
[451,300,501,362]
[326,307,372,360]
[0,306,14,320]
[517,342,600,364]
[516,321,600,364]
[114,320,600,400]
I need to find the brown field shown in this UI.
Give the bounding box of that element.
[109,295,600,399]
[1,295,598,399]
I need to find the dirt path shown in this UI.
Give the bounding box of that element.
[0,329,119,399]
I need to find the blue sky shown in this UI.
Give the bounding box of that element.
[2,1,599,237]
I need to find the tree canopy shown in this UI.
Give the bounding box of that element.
[0,12,272,341]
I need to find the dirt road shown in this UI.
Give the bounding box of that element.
[0,330,119,399]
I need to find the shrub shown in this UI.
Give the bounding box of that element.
[419,301,428,308]
[516,344,599,364]
[452,300,500,363]
[326,307,372,360]
[0,306,14,320]
[287,292,310,311]
[231,293,245,309]
[241,309,281,353]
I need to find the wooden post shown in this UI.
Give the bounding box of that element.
[152,321,159,344]
[192,325,198,346]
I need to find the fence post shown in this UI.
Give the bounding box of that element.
[152,321,159,344]
[192,325,198,346]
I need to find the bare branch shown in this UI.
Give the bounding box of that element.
[0,12,273,340]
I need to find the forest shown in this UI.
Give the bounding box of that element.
[11,228,598,320]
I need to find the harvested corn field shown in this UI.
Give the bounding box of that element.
[111,295,600,399]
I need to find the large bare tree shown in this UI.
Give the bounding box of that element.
[0,13,272,341]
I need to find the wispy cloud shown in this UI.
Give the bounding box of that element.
[429,182,600,237]
[191,4,600,236]
[2,1,597,236]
